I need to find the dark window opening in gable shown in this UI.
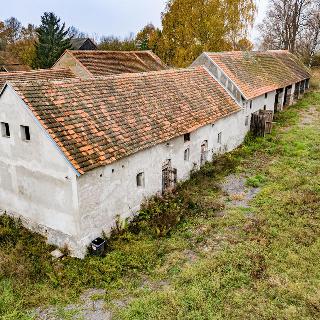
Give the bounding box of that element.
[250,101,253,109]
[265,93,268,99]
[184,133,190,142]
[20,125,30,141]
[136,172,145,187]
[184,148,190,161]
[264,105,267,110]
[1,122,10,137]
[218,132,222,144]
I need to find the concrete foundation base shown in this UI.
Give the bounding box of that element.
[0,208,87,258]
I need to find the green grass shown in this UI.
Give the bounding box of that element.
[1,92,320,319]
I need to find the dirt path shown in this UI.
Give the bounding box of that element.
[221,174,260,209]
[299,105,320,126]
[34,289,111,320]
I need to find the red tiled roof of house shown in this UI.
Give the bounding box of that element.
[206,50,311,100]
[8,67,240,174]
[63,50,168,76]
[0,51,30,72]
[0,68,76,89]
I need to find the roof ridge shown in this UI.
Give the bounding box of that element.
[206,50,291,55]
[70,50,154,54]
[8,66,205,87]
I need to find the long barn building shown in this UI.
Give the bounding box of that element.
[192,50,311,115]
[0,50,311,257]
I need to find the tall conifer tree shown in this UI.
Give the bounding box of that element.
[34,12,71,68]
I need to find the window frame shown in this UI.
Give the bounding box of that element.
[20,125,31,141]
[1,122,10,138]
[184,148,190,161]
[136,172,145,188]
[217,132,222,144]
[184,133,191,143]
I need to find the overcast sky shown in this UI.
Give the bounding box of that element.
[0,0,268,42]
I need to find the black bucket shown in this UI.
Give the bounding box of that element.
[91,237,106,256]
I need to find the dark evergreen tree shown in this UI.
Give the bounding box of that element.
[34,12,71,68]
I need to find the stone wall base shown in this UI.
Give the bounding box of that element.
[0,208,87,258]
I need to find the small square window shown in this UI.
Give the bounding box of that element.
[136,172,145,187]
[218,132,222,144]
[184,148,190,161]
[264,105,267,110]
[20,125,30,141]
[1,122,10,137]
[184,133,190,142]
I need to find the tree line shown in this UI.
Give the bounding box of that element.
[0,0,319,70]
[259,0,320,66]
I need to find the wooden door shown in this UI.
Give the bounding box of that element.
[162,160,177,193]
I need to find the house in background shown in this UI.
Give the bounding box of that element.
[0,51,30,72]
[191,50,311,122]
[0,68,76,87]
[0,66,246,257]
[53,50,168,78]
[70,38,97,51]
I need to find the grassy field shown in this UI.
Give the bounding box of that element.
[1,88,320,319]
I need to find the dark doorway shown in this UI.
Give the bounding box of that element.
[162,160,177,193]
[200,141,208,166]
[283,85,292,107]
[274,91,279,112]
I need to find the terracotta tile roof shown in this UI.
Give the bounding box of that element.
[0,68,76,89]
[0,51,30,72]
[206,50,311,100]
[8,67,240,174]
[64,50,168,76]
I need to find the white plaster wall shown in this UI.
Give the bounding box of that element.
[76,110,248,246]
[0,87,80,245]
[244,91,277,115]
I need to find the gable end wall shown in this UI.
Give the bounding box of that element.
[53,52,92,79]
[0,87,82,255]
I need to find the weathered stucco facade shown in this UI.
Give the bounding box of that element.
[0,51,311,258]
[0,87,81,251]
[76,110,248,251]
[0,83,248,257]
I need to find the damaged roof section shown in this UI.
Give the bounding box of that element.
[58,50,168,76]
[9,67,240,174]
[205,50,311,99]
[0,68,77,88]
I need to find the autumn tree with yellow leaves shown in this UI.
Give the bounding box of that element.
[149,0,256,67]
